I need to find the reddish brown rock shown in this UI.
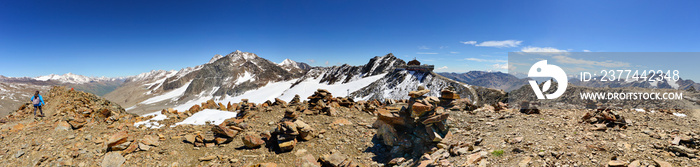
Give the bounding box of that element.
[242,134,265,148]
[107,131,129,148]
[68,117,87,129]
[211,124,239,138]
[411,102,433,117]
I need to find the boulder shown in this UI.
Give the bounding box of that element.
[141,135,160,146]
[55,121,72,131]
[242,134,265,148]
[183,134,196,144]
[278,139,297,152]
[319,151,358,167]
[101,152,125,167]
[294,120,315,141]
[107,131,129,148]
[212,124,239,138]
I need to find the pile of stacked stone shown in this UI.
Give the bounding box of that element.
[306,89,338,116]
[438,87,461,110]
[361,100,383,115]
[519,100,541,114]
[181,121,242,147]
[236,99,253,119]
[373,86,452,159]
[289,94,302,106]
[336,97,355,108]
[263,109,315,152]
[272,98,288,108]
[662,131,700,158]
[9,86,134,128]
[581,107,628,131]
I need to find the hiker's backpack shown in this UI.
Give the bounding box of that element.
[33,96,41,106]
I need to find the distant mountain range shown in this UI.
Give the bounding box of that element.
[438,71,528,92]
[109,51,504,115]
[440,71,700,92]
[3,50,699,117]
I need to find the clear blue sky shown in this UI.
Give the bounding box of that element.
[2,0,700,77]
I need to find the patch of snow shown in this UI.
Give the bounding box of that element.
[634,108,646,112]
[649,80,658,87]
[140,81,192,104]
[173,109,237,126]
[673,113,687,117]
[666,77,680,89]
[221,80,296,103]
[133,111,169,128]
[235,72,255,85]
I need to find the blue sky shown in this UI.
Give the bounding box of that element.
[2,0,700,78]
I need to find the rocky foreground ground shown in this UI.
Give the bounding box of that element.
[1,86,699,167]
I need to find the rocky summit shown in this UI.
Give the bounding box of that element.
[2,83,699,166]
[2,51,700,166]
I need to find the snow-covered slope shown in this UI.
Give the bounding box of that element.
[117,52,404,115]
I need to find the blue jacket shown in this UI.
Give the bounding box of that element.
[31,95,44,106]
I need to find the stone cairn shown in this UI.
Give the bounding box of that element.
[289,94,302,106]
[262,109,315,152]
[519,100,541,114]
[581,107,628,131]
[373,86,452,158]
[305,89,338,116]
[180,116,244,148]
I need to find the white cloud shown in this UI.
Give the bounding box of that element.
[583,50,591,52]
[449,51,459,54]
[461,40,523,48]
[475,40,522,48]
[463,58,507,63]
[439,46,448,49]
[416,52,438,55]
[520,46,568,52]
[460,41,477,45]
[307,59,316,64]
[418,46,430,50]
[492,63,508,69]
[551,55,630,68]
[437,66,448,70]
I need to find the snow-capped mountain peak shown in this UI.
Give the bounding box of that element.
[226,50,258,61]
[34,73,114,84]
[278,59,297,67]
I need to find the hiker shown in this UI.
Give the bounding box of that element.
[31,91,45,117]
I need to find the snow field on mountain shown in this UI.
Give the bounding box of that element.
[277,73,388,101]
[140,81,192,104]
[133,109,238,128]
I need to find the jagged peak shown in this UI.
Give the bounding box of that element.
[225,50,258,61]
[278,58,297,66]
[208,54,224,64]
